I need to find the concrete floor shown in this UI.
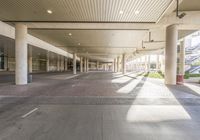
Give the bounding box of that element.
[0,72,200,140]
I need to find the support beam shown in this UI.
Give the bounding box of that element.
[145,56,148,73]
[156,55,160,70]
[80,57,83,73]
[165,25,178,85]
[73,53,77,74]
[57,55,60,71]
[122,54,126,74]
[60,56,64,71]
[177,39,186,84]
[96,61,99,71]
[84,58,87,72]
[15,23,28,85]
[28,46,32,73]
[117,56,120,72]
[179,40,186,76]
[86,58,89,72]
[114,59,117,72]
[64,57,68,71]
[46,51,50,72]
[19,22,156,30]
[148,55,151,72]
[4,47,8,71]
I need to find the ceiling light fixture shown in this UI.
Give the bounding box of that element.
[119,10,124,14]
[135,10,140,15]
[78,43,81,45]
[47,10,53,14]
[69,33,72,36]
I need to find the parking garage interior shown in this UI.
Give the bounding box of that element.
[0,0,200,140]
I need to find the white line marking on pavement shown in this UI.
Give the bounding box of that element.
[65,74,80,79]
[22,108,38,118]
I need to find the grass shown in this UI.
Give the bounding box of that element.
[189,74,200,77]
[184,72,200,79]
[144,71,164,79]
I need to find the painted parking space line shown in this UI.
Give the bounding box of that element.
[22,108,38,118]
[65,74,80,79]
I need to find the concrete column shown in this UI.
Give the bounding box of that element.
[179,40,186,75]
[139,57,142,71]
[28,46,32,73]
[114,59,117,72]
[80,57,83,73]
[46,51,50,72]
[156,55,160,71]
[161,51,165,73]
[57,55,60,71]
[165,25,178,85]
[148,55,151,72]
[84,58,87,72]
[59,56,62,71]
[112,62,114,72]
[61,56,64,71]
[117,56,120,72]
[122,54,126,74]
[15,23,28,85]
[64,57,68,71]
[177,39,186,84]
[145,56,148,72]
[60,56,62,71]
[73,53,76,74]
[4,46,8,71]
[96,61,99,70]
[86,58,89,72]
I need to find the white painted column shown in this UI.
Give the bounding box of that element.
[61,56,64,71]
[57,55,60,71]
[96,61,99,70]
[112,62,114,72]
[122,54,126,74]
[117,56,120,72]
[86,58,89,72]
[80,57,83,73]
[84,58,87,72]
[148,55,151,72]
[46,51,50,72]
[64,57,68,71]
[28,46,32,73]
[73,53,76,74]
[139,57,142,71]
[165,25,178,85]
[4,47,8,71]
[161,51,165,73]
[156,55,160,71]
[114,59,116,72]
[15,23,28,85]
[145,56,148,72]
[179,40,186,75]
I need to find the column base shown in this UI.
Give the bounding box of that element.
[176,75,184,85]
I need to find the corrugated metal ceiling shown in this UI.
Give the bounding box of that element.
[0,0,173,22]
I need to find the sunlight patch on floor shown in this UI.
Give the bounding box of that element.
[112,76,132,84]
[184,83,200,95]
[116,77,142,94]
[126,105,191,122]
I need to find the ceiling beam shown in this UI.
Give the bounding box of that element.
[59,46,138,49]
[159,11,200,30]
[7,22,159,30]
